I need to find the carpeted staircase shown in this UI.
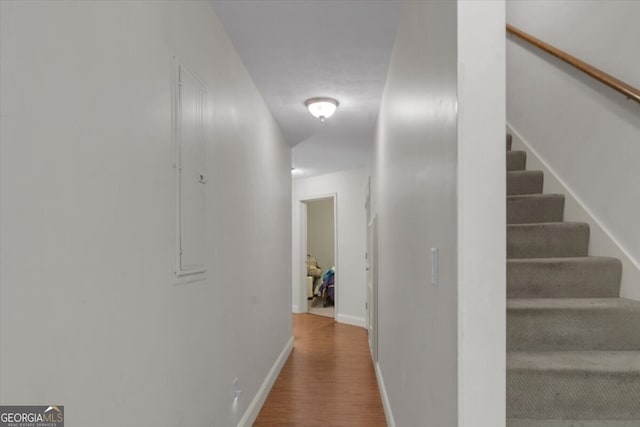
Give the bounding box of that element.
[506,134,640,426]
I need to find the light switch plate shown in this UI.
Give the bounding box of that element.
[431,248,439,286]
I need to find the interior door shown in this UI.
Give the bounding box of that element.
[367,215,378,362]
[365,177,378,361]
[175,61,207,278]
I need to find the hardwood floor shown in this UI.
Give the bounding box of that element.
[254,314,387,426]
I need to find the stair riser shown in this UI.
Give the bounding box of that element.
[508,171,543,195]
[508,151,527,171]
[507,195,565,224]
[508,370,640,419]
[507,259,621,298]
[508,308,640,351]
[507,419,640,426]
[508,224,590,259]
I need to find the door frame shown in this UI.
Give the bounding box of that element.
[299,193,338,319]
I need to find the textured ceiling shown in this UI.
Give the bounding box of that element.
[211,0,402,179]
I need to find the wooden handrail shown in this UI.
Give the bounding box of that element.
[506,24,640,104]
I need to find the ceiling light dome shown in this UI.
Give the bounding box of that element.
[305,97,339,123]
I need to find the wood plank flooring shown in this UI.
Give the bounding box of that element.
[254,314,387,426]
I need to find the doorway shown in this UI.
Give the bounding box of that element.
[302,196,336,319]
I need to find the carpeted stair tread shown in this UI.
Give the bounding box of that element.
[507,257,622,298]
[508,222,589,259]
[508,298,640,351]
[508,150,528,171]
[507,134,513,151]
[508,297,639,311]
[508,170,544,195]
[507,419,640,426]
[508,351,640,420]
[508,194,565,224]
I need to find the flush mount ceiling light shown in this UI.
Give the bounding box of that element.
[305,97,339,123]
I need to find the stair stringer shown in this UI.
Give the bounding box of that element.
[507,124,640,300]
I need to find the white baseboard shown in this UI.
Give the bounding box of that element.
[237,336,294,427]
[292,304,307,314]
[336,313,366,328]
[375,362,396,427]
[508,124,640,300]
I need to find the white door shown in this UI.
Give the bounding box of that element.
[175,62,207,278]
[367,215,378,361]
[365,177,378,360]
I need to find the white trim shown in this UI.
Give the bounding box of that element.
[375,362,396,427]
[508,123,640,300]
[299,201,308,312]
[291,304,301,314]
[333,195,339,321]
[237,336,294,427]
[336,314,366,328]
[299,193,338,319]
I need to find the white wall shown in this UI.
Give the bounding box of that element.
[457,2,506,425]
[372,1,505,426]
[373,2,458,423]
[0,2,291,426]
[507,0,640,298]
[508,1,639,89]
[306,198,335,273]
[292,168,367,327]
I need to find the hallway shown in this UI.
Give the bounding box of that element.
[255,314,386,426]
